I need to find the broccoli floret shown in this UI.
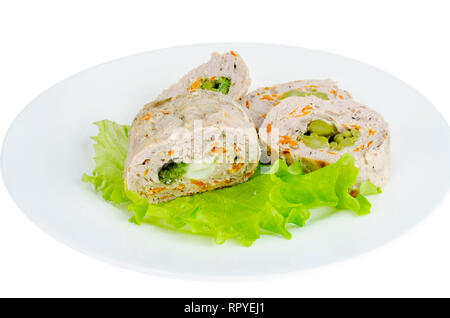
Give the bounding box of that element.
[158,161,188,185]
[199,76,231,95]
[200,78,215,91]
[215,76,231,94]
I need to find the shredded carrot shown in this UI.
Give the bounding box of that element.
[368,129,376,136]
[338,95,344,99]
[190,79,201,90]
[353,144,366,152]
[244,171,255,179]
[140,113,151,121]
[288,106,300,116]
[274,101,281,106]
[264,87,270,90]
[288,105,313,118]
[367,141,373,147]
[210,76,216,81]
[319,149,337,155]
[191,179,208,189]
[256,92,261,96]
[350,124,360,130]
[279,136,290,144]
[290,112,312,118]
[151,187,167,194]
[231,163,245,172]
[266,123,272,133]
[175,183,186,190]
[260,95,274,101]
[245,100,250,109]
[279,136,298,147]
[191,179,205,186]
[162,111,171,115]
[261,113,267,118]
[168,150,174,156]
[230,51,237,57]
[330,89,337,95]
[211,146,226,153]
[271,94,280,99]
[143,169,149,176]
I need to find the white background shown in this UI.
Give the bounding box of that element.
[0,0,449,297]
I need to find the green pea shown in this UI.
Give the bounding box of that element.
[334,133,345,143]
[330,142,339,150]
[279,89,329,101]
[279,90,307,99]
[311,92,329,100]
[307,119,336,137]
[331,140,345,151]
[340,137,357,149]
[342,130,352,137]
[299,120,361,151]
[298,133,329,149]
[351,129,360,137]
[330,133,359,150]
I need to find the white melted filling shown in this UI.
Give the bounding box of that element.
[184,162,217,180]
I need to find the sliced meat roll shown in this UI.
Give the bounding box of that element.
[241,79,352,128]
[124,91,260,203]
[260,96,389,187]
[157,51,251,101]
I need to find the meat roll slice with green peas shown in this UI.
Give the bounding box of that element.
[240,79,352,128]
[260,96,390,187]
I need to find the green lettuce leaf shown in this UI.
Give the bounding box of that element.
[83,120,380,246]
[82,120,130,204]
[359,180,382,195]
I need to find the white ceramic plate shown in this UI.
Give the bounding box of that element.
[2,43,449,279]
